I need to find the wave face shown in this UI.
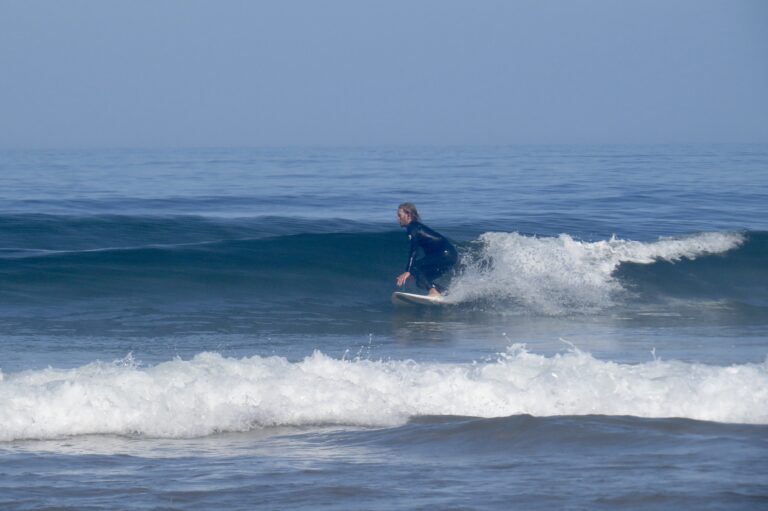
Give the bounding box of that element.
[0,214,765,315]
[0,216,403,304]
[1,346,766,441]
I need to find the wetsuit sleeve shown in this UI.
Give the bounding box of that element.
[405,230,418,272]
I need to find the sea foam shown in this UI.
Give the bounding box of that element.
[448,231,745,314]
[1,345,766,441]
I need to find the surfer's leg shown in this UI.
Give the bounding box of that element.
[409,266,433,291]
[426,253,458,295]
[412,251,458,295]
[424,265,449,296]
[414,259,451,295]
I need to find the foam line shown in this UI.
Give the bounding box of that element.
[1,345,766,441]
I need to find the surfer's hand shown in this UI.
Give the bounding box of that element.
[396,272,411,287]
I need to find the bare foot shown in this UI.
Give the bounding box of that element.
[427,289,442,298]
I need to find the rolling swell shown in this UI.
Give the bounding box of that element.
[0,231,405,303]
[0,213,381,251]
[335,414,768,458]
[0,212,764,313]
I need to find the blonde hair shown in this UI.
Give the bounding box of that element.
[398,203,421,222]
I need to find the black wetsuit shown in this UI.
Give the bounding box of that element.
[404,221,458,292]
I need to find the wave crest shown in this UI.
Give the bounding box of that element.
[448,231,745,314]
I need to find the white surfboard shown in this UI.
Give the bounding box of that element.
[391,291,450,307]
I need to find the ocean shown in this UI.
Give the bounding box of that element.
[1,145,766,510]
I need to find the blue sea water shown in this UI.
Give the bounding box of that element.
[1,145,767,510]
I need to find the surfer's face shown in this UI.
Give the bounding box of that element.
[397,208,412,227]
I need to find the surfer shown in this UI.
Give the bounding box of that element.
[396,203,458,297]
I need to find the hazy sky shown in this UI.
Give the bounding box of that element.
[1,0,766,148]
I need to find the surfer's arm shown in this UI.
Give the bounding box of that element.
[397,244,416,286]
[398,224,419,286]
[404,228,419,273]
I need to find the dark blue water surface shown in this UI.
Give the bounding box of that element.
[1,146,767,510]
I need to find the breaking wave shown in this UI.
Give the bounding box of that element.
[1,345,767,441]
[448,231,748,314]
